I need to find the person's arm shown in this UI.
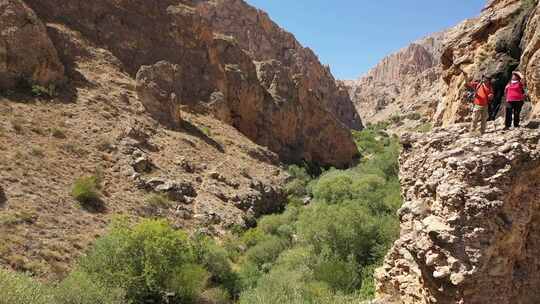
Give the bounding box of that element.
[523,84,530,102]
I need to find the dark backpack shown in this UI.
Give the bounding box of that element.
[463,82,482,103]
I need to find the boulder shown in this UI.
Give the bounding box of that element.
[136,61,183,127]
[0,0,64,90]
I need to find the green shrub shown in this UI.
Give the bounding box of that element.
[405,112,422,120]
[257,206,299,238]
[312,257,360,293]
[192,234,240,296]
[0,268,50,304]
[245,235,290,268]
[165,264,209,303]
[285,165,313,197]
[30,146,45,158]
[79,219,205,303]
[143,193,173,216]
[416,122,433,133]
[31,84,57,98]
[53,271,125,304]
[71,176,103,210]
[51,128,67,139]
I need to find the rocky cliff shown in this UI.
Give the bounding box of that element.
[435,0,538,125]
[196,0,363,131]
[0,0,64,90]
[0,0,359,277]
[346,0,540,129]
[341,32,447,123]
[5,0,360,168]
[374,124,540,304]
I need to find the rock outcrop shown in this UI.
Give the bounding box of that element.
[0,0,64,90]
[195,0,363,131]
[375,125,540,304]
[435,0,534,125]
[24,0,359,167]
[342,32,447,123]
[520,1,540,116]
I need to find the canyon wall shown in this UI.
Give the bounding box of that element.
[347,0,540,129]
[15,0,360,168]
[0,0,361,276]
[195,0,363,131]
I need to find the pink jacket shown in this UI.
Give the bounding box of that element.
[505,81,525,102]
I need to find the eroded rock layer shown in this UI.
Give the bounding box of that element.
[376,125,540,304]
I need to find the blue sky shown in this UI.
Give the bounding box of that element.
[245,0,486,79]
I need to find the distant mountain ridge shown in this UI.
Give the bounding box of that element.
[341,30,448,124]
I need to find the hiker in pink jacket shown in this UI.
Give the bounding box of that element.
[504,71,527,130]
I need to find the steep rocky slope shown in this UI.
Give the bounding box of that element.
[374,124,540,304]
[196,0,363,131]
[342,32,447,124]
[0,0,359,277]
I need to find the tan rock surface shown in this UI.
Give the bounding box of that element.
[375,124,540,303]
[435,0,531,125]
[520,2,540,117]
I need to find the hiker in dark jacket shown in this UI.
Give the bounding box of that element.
[503,71,527,130]
[467,75,494,135]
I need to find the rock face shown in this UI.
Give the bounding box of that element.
[520,1,540,117]
[434,0,534,125]
[375,125,540,304]
[25,0,359,167]
[346,0,540,128]
[195,0,363,131]
[135,61,184,128]
[341,32,447,123]
[0,0,64,90]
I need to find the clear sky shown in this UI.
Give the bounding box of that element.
[245,0,486,80]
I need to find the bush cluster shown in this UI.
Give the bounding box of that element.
[234,124,402,303]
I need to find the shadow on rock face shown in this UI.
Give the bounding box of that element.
[0,187,6,208]
[181,120,225,153]
[79,197,107,214]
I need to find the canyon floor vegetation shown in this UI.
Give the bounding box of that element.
[0,124,402,304]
